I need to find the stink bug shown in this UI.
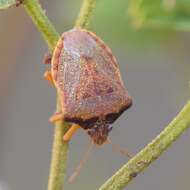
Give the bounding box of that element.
[44,28,132,145]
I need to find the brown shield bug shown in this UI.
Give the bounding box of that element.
[44,28,132,145]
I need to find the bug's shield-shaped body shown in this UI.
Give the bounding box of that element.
[52,28,132,145]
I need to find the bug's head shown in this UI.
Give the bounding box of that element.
[87,119,112,145]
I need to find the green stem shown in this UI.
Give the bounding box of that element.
[24,0,59,51]
[23,0,97,189]
[75,0,96,28]
[99,101,190,190]
[47,102,70,190]
[23,0,69,190]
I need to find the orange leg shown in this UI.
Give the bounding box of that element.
[49,112,64,123]
[44,70,54,86]
[50,113,80,142]
[63,124,81,142]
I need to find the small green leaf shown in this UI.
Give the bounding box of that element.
[128,0,190,31]
[0,0,17,10]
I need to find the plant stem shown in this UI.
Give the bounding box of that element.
[23,0,59,51]
[75,0,96,28]
[23,1,70,190]
[99,101,190,190]
[47,102,70,190]
[23,0,97,189]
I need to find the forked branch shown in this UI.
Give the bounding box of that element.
[17,1,190,190]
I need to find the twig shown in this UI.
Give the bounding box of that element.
[24,0,59,51]
[23,0,97,189]
[98,101,190,190]
[75,0,96,28]
[23,0,70,190]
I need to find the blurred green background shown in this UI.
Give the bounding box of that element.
[0,0,190,190]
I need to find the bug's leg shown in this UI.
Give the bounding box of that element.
[63,124,81,142]
[44,70,54,86]
[49,112,64,123]
[43,53,52,65]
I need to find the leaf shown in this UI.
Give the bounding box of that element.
[128,0,190,31]
[0,0,17,10]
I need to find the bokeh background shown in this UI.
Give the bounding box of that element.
[0,0,190,190]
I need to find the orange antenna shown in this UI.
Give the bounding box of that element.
[107,138,132,158]
[69,141,94,183]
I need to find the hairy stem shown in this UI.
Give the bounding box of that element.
[23,0,69,190]
[75,0,96,28]
[24,0,59,51]
[99,101,190,190]
[23,0,97,189]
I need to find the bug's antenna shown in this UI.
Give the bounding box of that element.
[69,141,94,183]
[107,138,132,158]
